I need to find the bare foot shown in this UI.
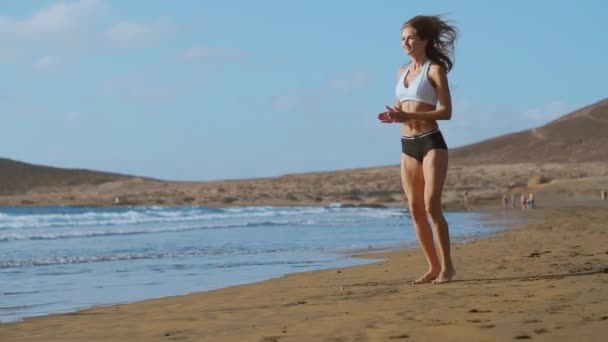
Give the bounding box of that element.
[432,267,456,284]
[411,270,440,285]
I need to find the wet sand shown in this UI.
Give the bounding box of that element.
[1,202,607,341]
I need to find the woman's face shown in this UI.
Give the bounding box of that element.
[401,26,427,56]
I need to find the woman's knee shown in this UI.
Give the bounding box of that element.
[425,200,443,220]
[408,202,427,222]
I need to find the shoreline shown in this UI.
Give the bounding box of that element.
[1,201,607,341]
[0,207,509,324]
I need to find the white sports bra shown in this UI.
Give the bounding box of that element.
[395,60,438,106]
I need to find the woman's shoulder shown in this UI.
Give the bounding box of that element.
[428,62,446,74]
[397,63,410,77]
[427,62,448,82]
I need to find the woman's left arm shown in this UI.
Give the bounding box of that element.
[389,64,452,121]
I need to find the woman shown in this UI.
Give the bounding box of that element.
[378,15,458,284]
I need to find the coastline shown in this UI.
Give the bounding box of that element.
[0,206,504,324]
[2,200,606,341]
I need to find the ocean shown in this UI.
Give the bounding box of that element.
[0,205,509,322]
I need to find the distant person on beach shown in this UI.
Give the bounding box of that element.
[502,194,509,208]
[528,193,535,209]
[602,190,607,201]
[520,194,527,210]
[510,193,516,208]
[378,15,458,284]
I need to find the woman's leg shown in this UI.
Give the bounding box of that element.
[401,154,441,284]
[422,149,455,284]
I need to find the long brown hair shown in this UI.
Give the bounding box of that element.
[402,15,458,73]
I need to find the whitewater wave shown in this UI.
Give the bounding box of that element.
[3,206,341,228]
[0,206,406,240]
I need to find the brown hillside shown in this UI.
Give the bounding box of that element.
[449,98,608,164]
[0,159,136,195]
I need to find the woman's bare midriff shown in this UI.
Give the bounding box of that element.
[399,101,438,136]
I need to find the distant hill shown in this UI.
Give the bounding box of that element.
[450,98,608,164]
[0,159,135,195]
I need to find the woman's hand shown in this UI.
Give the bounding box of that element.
[378,105,406,123]
[377,111,394,123]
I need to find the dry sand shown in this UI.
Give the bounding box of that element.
[1,200,607,341]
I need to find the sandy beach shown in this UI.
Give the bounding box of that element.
[1,199,606,341]
[1,2,606,340]
[1,100,607,340]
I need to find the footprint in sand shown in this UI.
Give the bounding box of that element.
[467,319,489,323]
[396,312,416,320]
[259,336,283,342]
[388,334,410,339]
[469,309,492,313]
[514,334,531,339]
[582,314,606,322]
[163,330,188,341]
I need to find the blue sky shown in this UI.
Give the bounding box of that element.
[1,0,606,181]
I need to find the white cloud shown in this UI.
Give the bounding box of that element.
[271,68,374,112]
[522,100,569,123]
[178,45,245,63]
[271,90,322,112]
[96,80,115,96]
[328,69,373,94]
[64,110,82,121]
[105,19,176,46]
[127,83,176,103]
[60,110,107,124]
[33,55,59,71]
[0,0,174,66]
[106,22,147,44]
[0,0,105,65]
[0,0,104,40]
[96,76,176,104]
